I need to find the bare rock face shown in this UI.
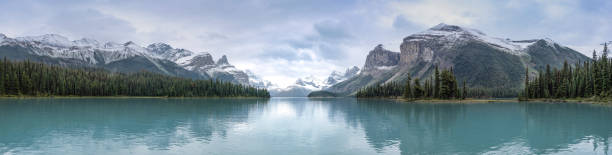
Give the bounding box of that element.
[184,54,215,68]
[363,44,400,72]
[216,55,230,65]
[399,41,437,66]
[326,23,590,96]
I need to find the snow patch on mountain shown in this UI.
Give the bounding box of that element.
[246,70,277,89]
[1,33,251,84]
[265,66,360,97]
[407,23,538,55]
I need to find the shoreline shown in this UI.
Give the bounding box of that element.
[397,98,517,103]
[0,96,270,99]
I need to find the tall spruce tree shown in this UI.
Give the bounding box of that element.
[403,77,412,99]
[434,65,440,98]
[413,78,423,98]
[462,80,467,99]
[524,67,529,98]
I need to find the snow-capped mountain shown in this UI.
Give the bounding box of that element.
[268,66,360,97]
[246,70,277,89]
[146,43,250,84]
[405,23,542,56]
[326,23,590,96]
[0,33,250,84]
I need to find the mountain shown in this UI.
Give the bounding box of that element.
[326,23,590,96]
[267,66,360,97]
[0,33,250,84]
[246,70,277,89]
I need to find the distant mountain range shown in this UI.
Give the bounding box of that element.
[0,33,249,84]
[266,66,360,97]
[325,23,590,96]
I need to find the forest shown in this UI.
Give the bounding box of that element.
[0,58,270,97]
[356,66,470,99]
[522,43,611,100]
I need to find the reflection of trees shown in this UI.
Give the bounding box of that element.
[522,102,612,154]
[326,99,527,154]
[324,98,466,153]
[0,98,269,151]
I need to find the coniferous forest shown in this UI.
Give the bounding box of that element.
[0,58,270,97]
[356,66,469,99]
[522,43,611,100]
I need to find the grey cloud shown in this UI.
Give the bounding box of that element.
[313,20,353,40]
[317,43,345,60]
[392,15,420,30]
[46,9,137,42]
[257,47,313,61]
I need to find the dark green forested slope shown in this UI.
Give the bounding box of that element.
[355,66,480,99]
[0,58,269,97]
[522,44,612,100]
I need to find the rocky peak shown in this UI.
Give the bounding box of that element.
[363,44,400,71]
[325,66,361,85]
[123,41,137,46]
[216,55,230,66]
[146,43,174,55]
[103,42,122,49]
[73,38,100,47]
[429,23,465,32]
[344,66,360,77]
[147,43,172,51]
[186,53,215,67]
[17,34,73,47]
[0,33,6,43]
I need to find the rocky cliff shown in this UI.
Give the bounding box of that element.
[326,23,590,96]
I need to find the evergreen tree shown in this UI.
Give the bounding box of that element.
[413,78,423,98]
[434,65,440,98]
[524,67,529,98]
[403,77,412,99]
[462,80,467,99]
[0,59,270,97]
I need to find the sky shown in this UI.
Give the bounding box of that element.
[1,0,611,87]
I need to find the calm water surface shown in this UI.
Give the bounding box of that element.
[1,98,611,154]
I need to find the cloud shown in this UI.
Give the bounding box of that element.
[313,20,353,40]
[1,0,611,87]
[46,9,137,42]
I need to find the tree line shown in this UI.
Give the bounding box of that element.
[522,43,610,99]
[356,66,468,100]
[0,58,270,97]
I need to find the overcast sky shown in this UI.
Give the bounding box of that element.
[1,0,611,87]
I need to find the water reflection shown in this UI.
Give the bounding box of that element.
[0,98,611,154]
[0,98,268,153]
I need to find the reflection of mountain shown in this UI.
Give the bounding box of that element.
[0,98,269,151]
[322,100,612,154]
[522,103,612,154]
[1,99,611,154]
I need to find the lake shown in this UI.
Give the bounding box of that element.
[0,98,611,154]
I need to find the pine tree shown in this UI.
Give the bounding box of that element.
[524,67,529,98]
[7,68,19,95]
[413,78,423,98]
[434,65,440,98]
[462,80,467,99]
[403,77,412,99]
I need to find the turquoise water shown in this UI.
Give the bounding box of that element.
[0,98,611,154]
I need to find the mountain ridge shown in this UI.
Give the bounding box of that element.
[0,33,250,84]
[326,23,590,96]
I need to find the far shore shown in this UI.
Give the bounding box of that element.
[351,96,612,105]
[0,95,270,99]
